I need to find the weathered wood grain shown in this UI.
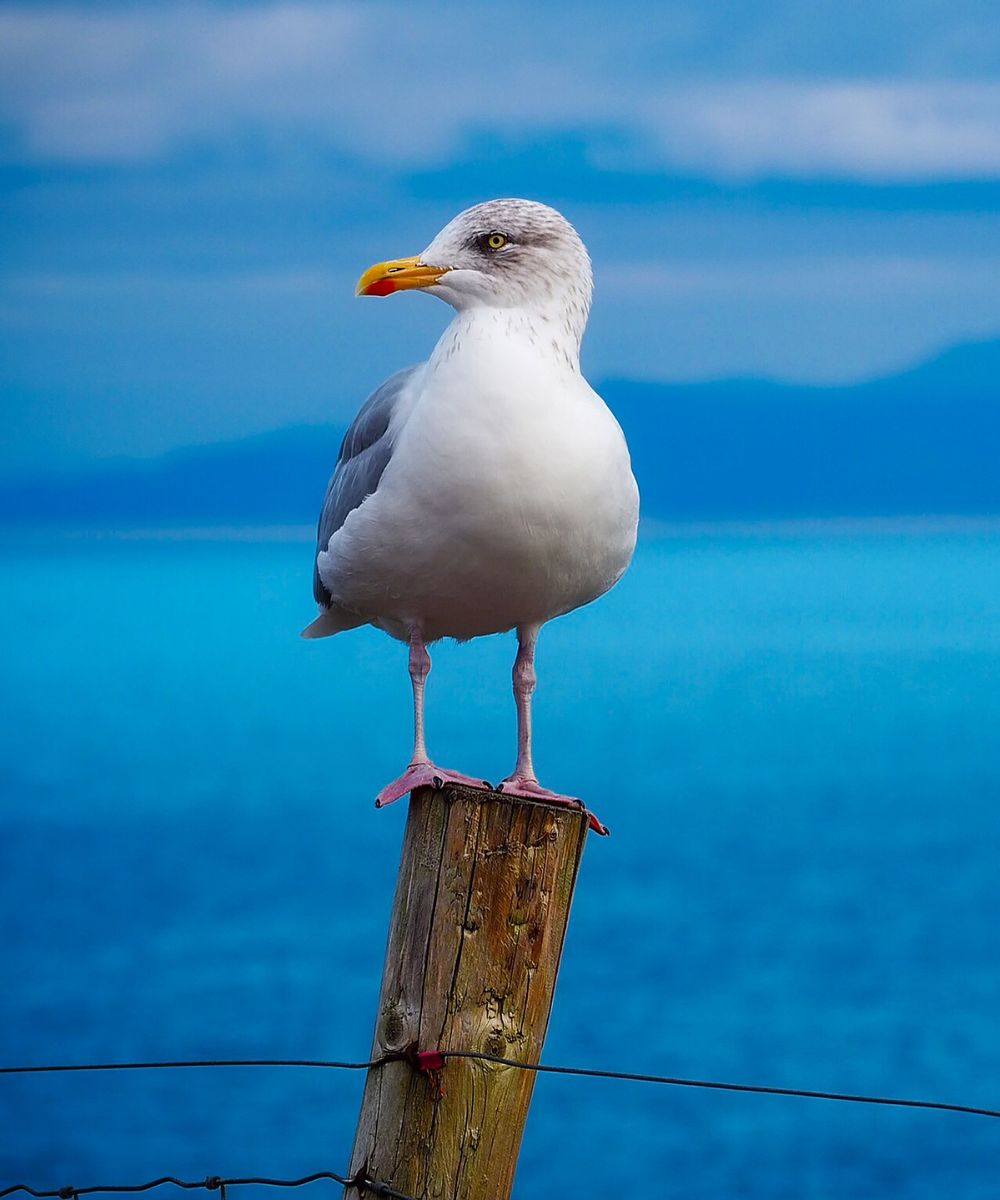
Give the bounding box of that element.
[346,783,590,1199]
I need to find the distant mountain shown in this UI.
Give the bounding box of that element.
[607,337,1000,520]
[0,425,343,529]
[2,339,998,528]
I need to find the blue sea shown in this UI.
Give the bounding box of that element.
[2,524,999,1198]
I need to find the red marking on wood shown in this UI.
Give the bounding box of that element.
[415,1050,445,1073]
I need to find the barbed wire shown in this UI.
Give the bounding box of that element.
[5,1048,997,1200]
[0,1171,414,1200]
[3,1049,999,1121]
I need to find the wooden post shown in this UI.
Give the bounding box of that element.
[346,782,590,1199]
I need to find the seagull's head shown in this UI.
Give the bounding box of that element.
[356,199,593,330]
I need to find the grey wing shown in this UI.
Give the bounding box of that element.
[313,364,419,606]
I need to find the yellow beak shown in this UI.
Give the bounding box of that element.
[355,255,449,297]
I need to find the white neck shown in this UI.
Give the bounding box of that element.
[429,302,586,376]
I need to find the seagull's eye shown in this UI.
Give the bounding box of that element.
[479,232,509,252]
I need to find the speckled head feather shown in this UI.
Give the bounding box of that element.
[420,198,593,335]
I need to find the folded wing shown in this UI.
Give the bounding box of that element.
[312,364,420,608]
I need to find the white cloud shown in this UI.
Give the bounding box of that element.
[0,4,363,160]
[1,4,1000,180]
[647,82,1000,180]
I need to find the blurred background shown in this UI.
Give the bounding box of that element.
[1,2,999,1197]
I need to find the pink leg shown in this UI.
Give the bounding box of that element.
[505,622,541,786]
[409,626,431,765]
[375,627,489,808]
[501,624,609,835]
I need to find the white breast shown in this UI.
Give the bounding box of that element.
[320,310,639,641]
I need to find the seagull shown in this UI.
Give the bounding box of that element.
[303,199,639,826]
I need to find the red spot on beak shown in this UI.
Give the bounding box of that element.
[363,278,397,297]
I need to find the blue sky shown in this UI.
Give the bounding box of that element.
[2,0,1000,469]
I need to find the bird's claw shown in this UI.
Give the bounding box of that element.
[495,776,610,836]
[375,763,492,808]
[374,767,608,835]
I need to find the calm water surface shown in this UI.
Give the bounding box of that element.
[2,527,999,1198]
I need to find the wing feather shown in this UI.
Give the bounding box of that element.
[312,364,419,606]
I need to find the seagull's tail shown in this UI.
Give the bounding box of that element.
[300,605,367,639]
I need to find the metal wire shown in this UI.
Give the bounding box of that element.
[4,1046,998,1200]
[0,1172,413,1200]
[440,1050,1000,1121]
[0,1060,383,1077]
[3,1049,998,1121]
